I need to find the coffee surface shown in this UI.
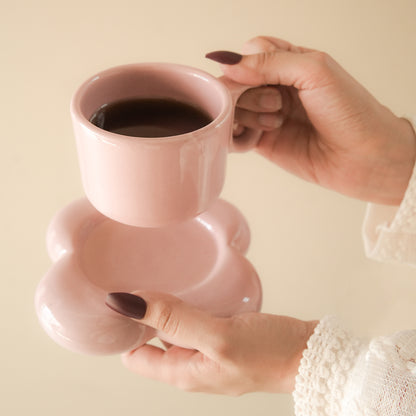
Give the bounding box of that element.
[89,98,212,137]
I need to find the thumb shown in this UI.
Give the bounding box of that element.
[105,291,224,352]
[206,49,328,90]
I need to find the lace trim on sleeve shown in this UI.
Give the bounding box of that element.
[350,330,416,415]
[293,316,362,416]
[293,318,416,416]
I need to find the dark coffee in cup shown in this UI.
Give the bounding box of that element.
[89,98,212,138]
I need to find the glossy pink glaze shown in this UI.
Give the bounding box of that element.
[71,64,261,227]
[35,198,262,355]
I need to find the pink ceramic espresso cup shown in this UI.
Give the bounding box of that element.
[71,63,259,227]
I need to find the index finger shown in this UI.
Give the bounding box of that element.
[241,36,314,54]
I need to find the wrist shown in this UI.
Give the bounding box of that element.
[370,115,416,205]
[391,116,416,204]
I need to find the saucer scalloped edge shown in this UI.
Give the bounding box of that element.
[35,198,262,355]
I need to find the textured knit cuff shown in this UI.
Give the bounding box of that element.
[362,117,416,266]
[293,316,362,416]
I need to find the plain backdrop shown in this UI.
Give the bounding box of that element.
[1,0,415,415]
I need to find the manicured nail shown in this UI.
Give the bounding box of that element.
[205,51,243,65]
[260,92,282,111]
[105,292,147,319]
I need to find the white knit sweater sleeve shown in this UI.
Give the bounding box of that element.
[293,118,416,415]
[293,317,416,415]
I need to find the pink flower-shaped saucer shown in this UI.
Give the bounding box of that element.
[35,198,262,355]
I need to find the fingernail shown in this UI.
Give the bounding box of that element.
[233,122,245,136]
[205,51,243,65]
[105,292,147,319]
[258,113,283,129]
[260,92,281,110]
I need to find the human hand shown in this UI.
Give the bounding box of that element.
[105,292,317,395]
[207,37,416,205]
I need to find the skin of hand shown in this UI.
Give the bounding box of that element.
[106,292,318,395]
[211,36,416,205]
[106,38,416,396]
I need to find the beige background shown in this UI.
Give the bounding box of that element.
[1,0,415,414]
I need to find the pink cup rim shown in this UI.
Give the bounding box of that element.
[70,62,233,143]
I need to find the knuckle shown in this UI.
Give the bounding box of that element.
[309,50,334,73]
[176,377,198,393]
[251,35,269,47]
[302,50,337,88]
[168,367,199,393]
[251,35,267,43]
[210,320,236,362]
[246,36,278,53]
[242,36,265,53]
[252,52,272,85]
[152,300,181,337]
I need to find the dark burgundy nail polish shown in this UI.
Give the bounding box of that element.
[105,292,147,319]
[205,51,243,65]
